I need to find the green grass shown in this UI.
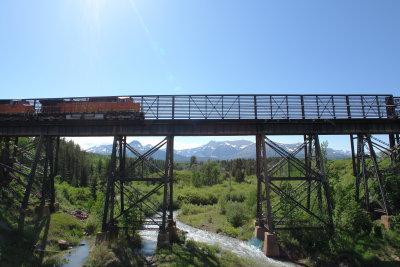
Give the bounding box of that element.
[85,232,144,266]
[178,204,254,240]
[154,240,255,267]
[45,213,84,246]
[0,212,85,266]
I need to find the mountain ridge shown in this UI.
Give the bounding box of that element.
[85,139,351,161]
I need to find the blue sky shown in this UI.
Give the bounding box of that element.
[1,1,398,150]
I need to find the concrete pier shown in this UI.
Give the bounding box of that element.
[263,232,280,258]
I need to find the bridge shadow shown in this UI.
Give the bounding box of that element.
[34,214,51,265]
[0,211,51,266]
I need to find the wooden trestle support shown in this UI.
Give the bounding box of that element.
[0,135,60,232]
[99,135,176,247]
[254,134,334,257]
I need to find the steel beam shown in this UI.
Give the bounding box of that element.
[18,135,44,232]
[0,119,399,137]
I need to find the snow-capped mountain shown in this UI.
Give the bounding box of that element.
[86,140,351,161]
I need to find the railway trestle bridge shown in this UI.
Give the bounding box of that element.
[0,94,399,257]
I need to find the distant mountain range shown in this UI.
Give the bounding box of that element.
[86,140,351,161]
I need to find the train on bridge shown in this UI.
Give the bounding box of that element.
[0,96,144,121]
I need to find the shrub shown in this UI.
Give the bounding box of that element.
[181,203,206,215]
[227,190,246,202]
[370,223,383,238]
[337,200,372,236]
[221,223,239,237]
[226,202,246,227]
[218,194,228,214]
[390,214,400,231]
[85,214,101,235]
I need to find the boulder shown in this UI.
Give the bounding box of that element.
[57,239,69,250]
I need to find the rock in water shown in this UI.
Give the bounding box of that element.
[57,240,69,250]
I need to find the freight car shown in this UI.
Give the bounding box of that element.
[39,97,144,120]
[0,100,35,120]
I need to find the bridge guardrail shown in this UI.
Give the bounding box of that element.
[1,94,398,120]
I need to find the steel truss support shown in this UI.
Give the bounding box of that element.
[101,135,174,233]
[351,134,398,215]
[0,135,61,231]
[255,134,333,232]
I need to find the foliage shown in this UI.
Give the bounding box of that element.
[85,244,121,267]
[153,240,254,267]
[56,181,92,211]
[45,213,84,246]
[177,188,218,206]
[226,202,246,227]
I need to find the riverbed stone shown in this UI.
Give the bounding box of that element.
[57,239,69,250]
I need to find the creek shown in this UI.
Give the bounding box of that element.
[60,238,92,267]
[59,213,298,266]
[139,212,299,267]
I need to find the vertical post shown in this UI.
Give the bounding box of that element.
[168,135,174,225]
[261,135,273,232]
[301,96,305,119]
[350,135,357,177]
[351,135,360,202]
[172,96,175,120]
[18,135,44,232]
[13,137,19,160]
[314,135,323,213]
[102,136,118,232]
[305,135,311,210]
[385,96,395,118]
[346,95,351,119]
[359,135,370,211]
[314,135,334,229]
[54,137,60,177]
[366,136,389,215]
[361,96,366,118]
[255,134,262,224]
[332,96,336,119]
[161,136,170,231]
[119,137,125,213]
[157,97,159,119]
[286,95,289,119]
[49,137,56,212]
[376,96,381,118]
[4,137,10,163]
[389,134,396,166]
[254,96,258,120]
[238,96,241,119]
[41,139,49,208]
[222,96,224,119]
[270,96,273,119]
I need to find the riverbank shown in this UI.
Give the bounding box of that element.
[84,229,259,267]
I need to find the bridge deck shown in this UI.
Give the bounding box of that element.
[0,94,399,136]
[0,118,399,136]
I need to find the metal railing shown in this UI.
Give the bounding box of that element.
[2,94,398,120]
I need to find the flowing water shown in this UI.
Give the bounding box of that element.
[139,212,298,267]
[60,239,92,267]
[59,213,298,266]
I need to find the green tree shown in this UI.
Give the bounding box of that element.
[190,156,197,169]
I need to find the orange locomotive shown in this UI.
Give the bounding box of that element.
[0,97,144,120]
[0,100,35,120]
[39,97,144,120]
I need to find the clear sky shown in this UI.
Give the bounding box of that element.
[1,0,398,150]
